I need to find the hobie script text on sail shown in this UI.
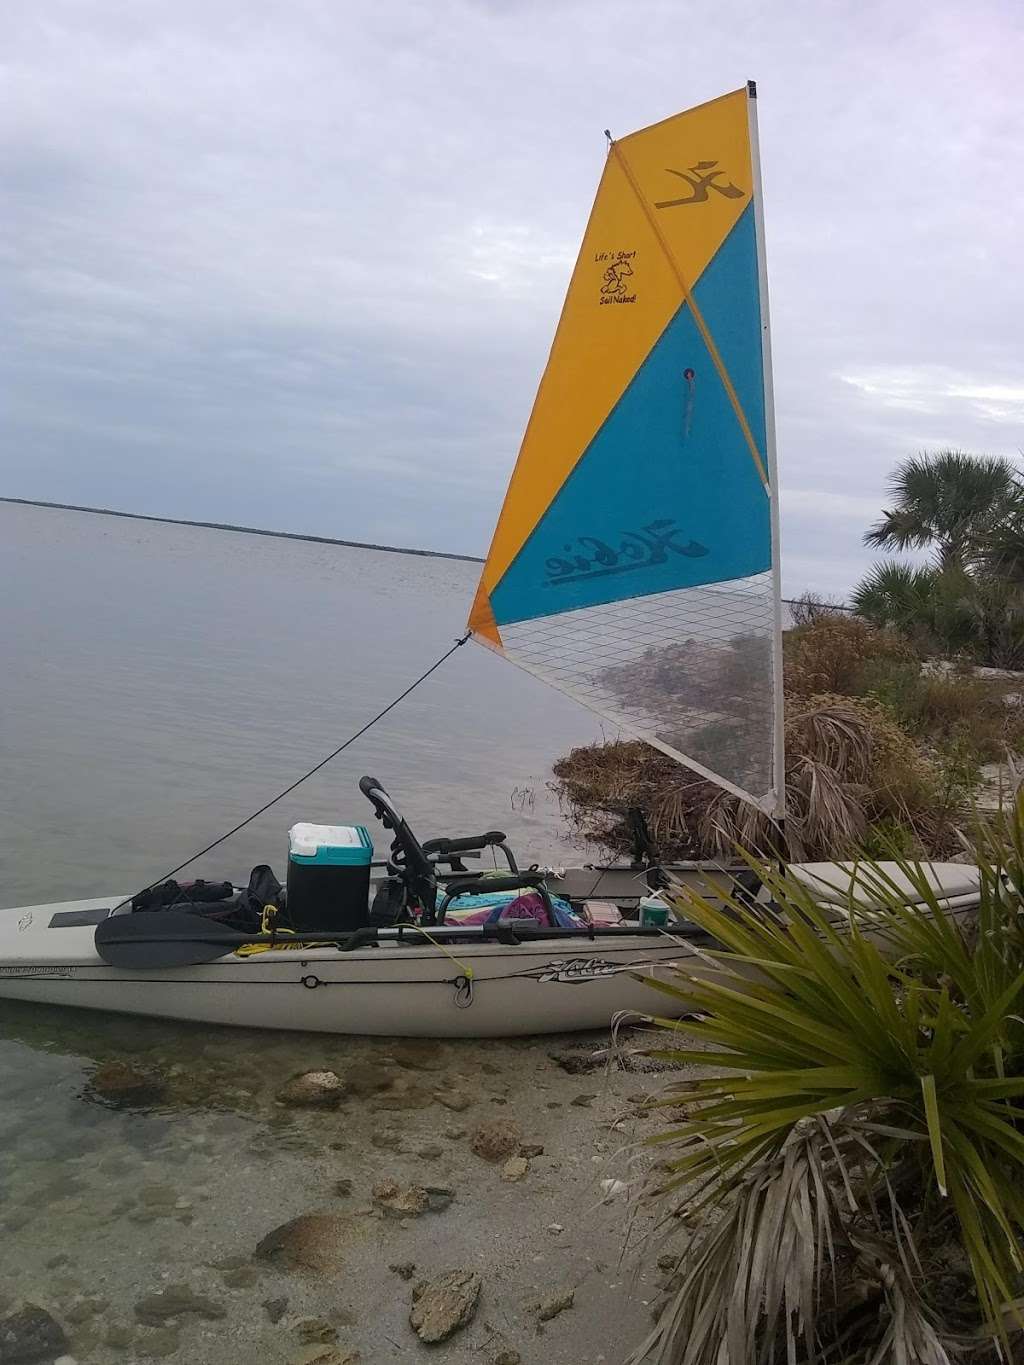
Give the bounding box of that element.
[470,86,781,812]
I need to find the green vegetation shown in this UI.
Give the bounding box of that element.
[631,805,1024,1364]
[855,450,1024,668]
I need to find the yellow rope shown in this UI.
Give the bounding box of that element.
[232,910,473,976]
[396,922,474,982]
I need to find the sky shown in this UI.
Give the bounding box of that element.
[4,0,1023,597]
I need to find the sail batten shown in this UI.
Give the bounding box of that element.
[471,85,784,815]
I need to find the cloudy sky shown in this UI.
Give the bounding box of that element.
[4,0,1022,596]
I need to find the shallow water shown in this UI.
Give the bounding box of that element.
[0,504,673,1364]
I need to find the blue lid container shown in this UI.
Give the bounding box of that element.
[288,823,373,867]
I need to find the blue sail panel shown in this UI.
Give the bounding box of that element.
[489,205,768,627]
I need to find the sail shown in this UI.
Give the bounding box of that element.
[469,83,783,814]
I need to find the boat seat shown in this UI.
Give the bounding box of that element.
[788,861,982,912]
[359,774,543,925]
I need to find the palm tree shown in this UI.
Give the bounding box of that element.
[851,560,978,656]
[977,510,1024,585]
[864,449,1022,570]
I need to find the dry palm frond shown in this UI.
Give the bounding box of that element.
[786,754,869,856]
[698,786,793,859]
[629,1114,954,1365]
[787,703,876,784]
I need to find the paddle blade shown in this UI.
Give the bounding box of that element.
[94,911,247,968]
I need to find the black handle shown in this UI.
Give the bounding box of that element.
[441,872,543,896]
[422,831,507,856]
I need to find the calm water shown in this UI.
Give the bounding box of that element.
[0,502,603,907]
[0,504,659,1365]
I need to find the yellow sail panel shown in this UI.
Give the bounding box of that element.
[476,86,754,603]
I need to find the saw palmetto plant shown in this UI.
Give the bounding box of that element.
[630,810,1024,1364]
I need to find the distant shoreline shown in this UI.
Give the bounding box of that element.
[0,496,486,564]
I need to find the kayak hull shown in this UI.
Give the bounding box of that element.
[0,898,701,1037]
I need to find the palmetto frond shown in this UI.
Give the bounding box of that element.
[632,837,1024,1363]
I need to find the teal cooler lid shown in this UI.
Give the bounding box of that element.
[288,823,373,867]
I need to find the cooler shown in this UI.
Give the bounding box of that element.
[286,823,374,932]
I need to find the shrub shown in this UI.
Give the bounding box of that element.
[784,615,918,700]
[629,821,1024,1364]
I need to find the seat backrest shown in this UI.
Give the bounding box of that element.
[358,776,438,917]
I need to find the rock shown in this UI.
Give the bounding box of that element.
[434,1089,472,1112]
[291,1350,359,1365]
[537,1288,575,1322]
[657,1253,679,1271]
[139,1185,178,1208]
[409,1270,481,1344]
[221,1266,259,1289]
[0,1305,69,1363]
[209,1254,248,1272]
[44,1255,70,1271]
[546,1223,564,1235]
[372,1180,429,1218]
[500,1157,528,1182]
[344,1062,394,1097]
[390,1040,443,1071]
[370,1129,405,1152]
[104,1322,134,1348]
[571,1093,597,1107]
[277,1071,347,1108]
[443,1127,466,1141]
[493,1351,522,1365]
[103,1315,134,1348]
[549,1048,603,1074]
[263,1297,289,1324]
[470,1119,521,1163]
[424,1186,455,1212]
[388,1261,416,1281]
[255,1213,357,1273]
[519,1143,544,1159]
[373,1081,433,1111]
[296,1319,337,1344]
[87,1061,166,1107]
[63,1298,107,1326]
[418,1144,443,1160]
[333,1178,353,1197]
[137,1327,180,1358]
[133,1285,227,1325]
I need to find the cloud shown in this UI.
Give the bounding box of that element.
[841,366,1024,427]
[3,0,1023,594]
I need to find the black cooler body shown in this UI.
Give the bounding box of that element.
[286,823,373,933]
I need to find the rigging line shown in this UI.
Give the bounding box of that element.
[608,138,770,489]
[115,632,472,910]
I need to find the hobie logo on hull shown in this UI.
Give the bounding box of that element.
[545,520,708,588]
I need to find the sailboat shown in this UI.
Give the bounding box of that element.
[0,85,978,1036]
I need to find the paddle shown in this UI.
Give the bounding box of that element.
[93,911,355,969]
[94,910,673,970]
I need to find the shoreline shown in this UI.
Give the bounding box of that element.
[0,496,485,565]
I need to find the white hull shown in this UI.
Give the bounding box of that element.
[0,897,701,1037]
[0,860,982,1036]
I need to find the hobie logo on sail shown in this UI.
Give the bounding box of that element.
[545,520,708,587]
[655,160,745,209]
